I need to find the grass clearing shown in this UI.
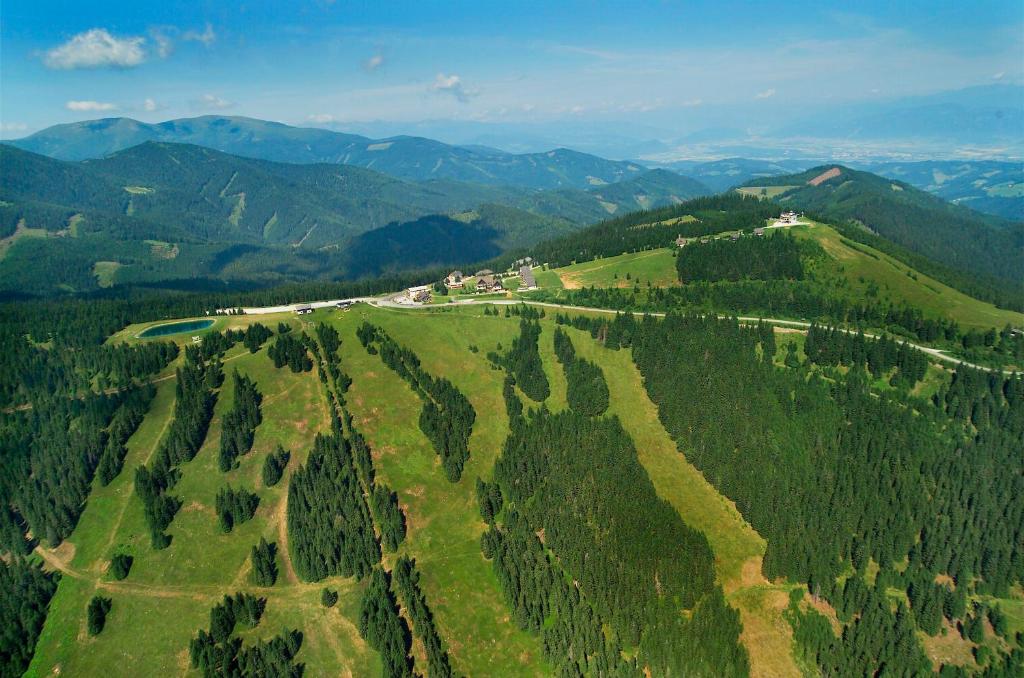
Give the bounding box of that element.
[0,220,49,260]
[28,339,378,676]
[336,305,550,675]
[554,248,678,289]
[92,261,123,288]
[565,321,799,678]
[794,222,1024,331]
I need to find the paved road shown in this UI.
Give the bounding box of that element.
[370,296,1017,375]
[206,292,1015,375]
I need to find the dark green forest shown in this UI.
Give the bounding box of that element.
[485,335,748,676]
[567,311,1023,675]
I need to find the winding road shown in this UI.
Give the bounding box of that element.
[364,296,1017,375]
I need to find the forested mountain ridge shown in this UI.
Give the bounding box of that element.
[863,160,1024,221]
[0,142,706,295]
[740,165,1024,304]
[10,115,650,190]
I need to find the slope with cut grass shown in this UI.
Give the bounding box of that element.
[25,303,817,676]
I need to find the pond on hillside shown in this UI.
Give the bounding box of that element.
[138,318,215,338]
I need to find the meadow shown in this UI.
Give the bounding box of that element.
[29,299,1019,675]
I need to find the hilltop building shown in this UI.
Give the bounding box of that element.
[294,303,313,315]
[445,270,464,289]
[512,256,534,269]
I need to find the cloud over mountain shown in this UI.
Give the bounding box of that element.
[44,28,146,69]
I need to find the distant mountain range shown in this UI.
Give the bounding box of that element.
[3,112,1021,299]
[859,160,1023,221]
[8,116,650,191]
[0,142,707,294]
[10,114,1023,220]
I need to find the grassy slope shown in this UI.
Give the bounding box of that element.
[29,316,379,677]
[337,305,550,675]
[793,221,1024,330]
[548,218,1022,331]
[34,302,1018,675]
[554,248,678,289]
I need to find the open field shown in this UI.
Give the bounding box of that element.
[554,248,678,289]
[0,220,50,260]
[29,336,378,676]
[92,261,123,287]
[337,305,551,675]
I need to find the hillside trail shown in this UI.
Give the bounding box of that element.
[99,407,175,558]
[274,488,300,585]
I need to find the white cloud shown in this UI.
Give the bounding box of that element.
[191,93,233,110]
[307,113,335,123]
[431,73,476,103]
[183,23,216,46]
[143,98,161,112]
[754,88,776,99]
[681,98,703,107]
[0,122,29,133]
[364,54,384,72]
[993,71,1005,80]
[150,28,174,58]
[66,100,118,112]
[44,29,146,69]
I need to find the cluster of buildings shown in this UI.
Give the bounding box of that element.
[293,299,355,315]
[674,223,773,248]
[399,259,542,304]
[443,263,538,294]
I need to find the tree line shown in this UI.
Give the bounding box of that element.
[483,352,748,676]
[359,323,476,483]
[676,231,807,283]
[627,311,1023,674]
[803,323,929,387]
[488,319,550,402]
[287,433,379,582]
[218,371,263,472]
[134,347,222,548]
[552,327,609,416]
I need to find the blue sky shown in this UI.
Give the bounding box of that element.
[2,0,1022,139]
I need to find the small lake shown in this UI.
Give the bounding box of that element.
[138,319,215,338]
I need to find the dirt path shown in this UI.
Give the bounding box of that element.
[36,538,354,602]
[99,406,175,558]
[275,488,300,585]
